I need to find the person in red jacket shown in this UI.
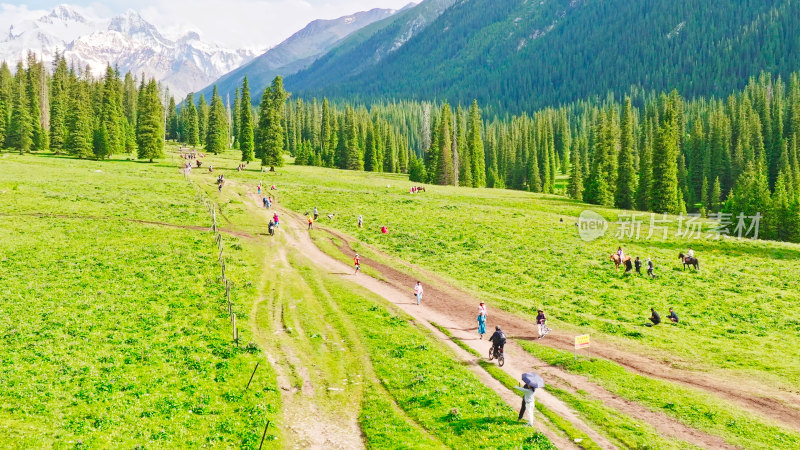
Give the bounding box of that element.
[354,253,361,275]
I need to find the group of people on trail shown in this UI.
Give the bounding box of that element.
[236,163,247,172]
[262,196,272,209]
[268,212,279,236]
[648,307,679,326]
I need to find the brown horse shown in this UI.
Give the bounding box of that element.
[679,253,700,271]
[610,254,631,269]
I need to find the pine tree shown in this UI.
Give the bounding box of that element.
[205,86,228,154]
[197,94,208,146]
[7,64,32,153]
[616,97,637,209]
[96,66,124,159]
[255,76,288,170]
[435,103,454,185]
[166,96,178,140]
[182,93,199,147]
[65,80,92,159]
[122,72,137,127]
[136,79,164,162]
[26,55,47,151]
[650,95,681,213]
[232,87,241,149]
[457,106,471,186]
[364,124,378,171]
[48,55,69,153]
[568,136,585,200]
[636,119,655,210]
[239,77,254,162]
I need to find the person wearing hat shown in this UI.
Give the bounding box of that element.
[536,309,549,339]
[477,302,487,339]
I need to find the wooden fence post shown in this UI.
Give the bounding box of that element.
[246,362,260,390]
[259,420,271,450]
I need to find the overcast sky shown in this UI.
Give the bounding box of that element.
[0,1,414,50]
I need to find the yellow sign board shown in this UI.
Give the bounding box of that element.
[574,334,590,349]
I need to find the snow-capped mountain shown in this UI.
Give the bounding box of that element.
[0,5,256,98]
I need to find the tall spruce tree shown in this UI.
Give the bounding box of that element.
[435,103,454,185]
[205,86,228,154]
[166,96,178,140]
[468,100,485,187]
[255,76,288,170]
[616,97,637,209]
[239,77,254,162]
[135,79,164,162]
[650,95,680,213]
[65,80,92,159]
[182,93,199,147]
[7,66,32,153]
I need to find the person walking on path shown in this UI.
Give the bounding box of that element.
[267,197,272,209]
[413,281,424,305]
[257,183,262,195]
[307,215,314,230]
[477,302,487,339]
[268,220,275,236]
[273,212,280,228]
[647,257,655,278]
[515,373,543,427]
[536,309,550,339]
[354,253,361,275]
[313,207,318,221]
[263,196,268,208]
[634,256,642,274]
[358,215,363,228]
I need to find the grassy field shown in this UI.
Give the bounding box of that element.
[0,154,280,447]
[218,160,800,393]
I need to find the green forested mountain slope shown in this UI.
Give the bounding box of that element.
[284,0,457,91]
[288,0,800,114]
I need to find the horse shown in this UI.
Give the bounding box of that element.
[678,253,700,271]
[610,254,631,269]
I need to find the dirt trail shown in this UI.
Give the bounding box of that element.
[246,230,364,449]
[319,226,800,433]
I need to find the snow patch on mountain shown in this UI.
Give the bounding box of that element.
[0,5,255,98]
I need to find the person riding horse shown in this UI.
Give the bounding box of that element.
[610,252,631,269]
[678,251,700,270]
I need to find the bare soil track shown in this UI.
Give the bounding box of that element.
[242,195,734,450]
[317,224,800,434]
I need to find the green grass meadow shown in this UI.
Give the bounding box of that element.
[0,153,280,447]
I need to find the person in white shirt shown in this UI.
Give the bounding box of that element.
[413,281,423,305]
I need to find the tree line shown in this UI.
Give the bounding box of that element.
[0,54,165,161]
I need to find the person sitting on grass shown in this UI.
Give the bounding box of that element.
[668,308,679,323]
[648,308,661,326]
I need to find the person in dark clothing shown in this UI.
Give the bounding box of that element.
[668,308,679,323]
[646,258,655,278]
[489,326,507,355]
[649,308,661,326]
[268,220,275,236]
[624,258,633,273]
[634,257,642,274]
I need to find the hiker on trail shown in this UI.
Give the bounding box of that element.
[263,197,268,208]
[358,215,363,228]
[307,215,314,230]
[489,325,507,355]
[313,207,318,220]
[536,309,549,339]
[515,373,542,427]
[268,220,275,236]
[413,281,423,305]
[258,184,262,195]
[668,308,679,323]
[648,308,661,326]
[647,257,655,278]
[354,253,361,275]
[267,197,272,209]
[635,256,642,274]
[477,302,487,339]
[273,213,279,228]
[218,183,222,192]
[209,165,213,173]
